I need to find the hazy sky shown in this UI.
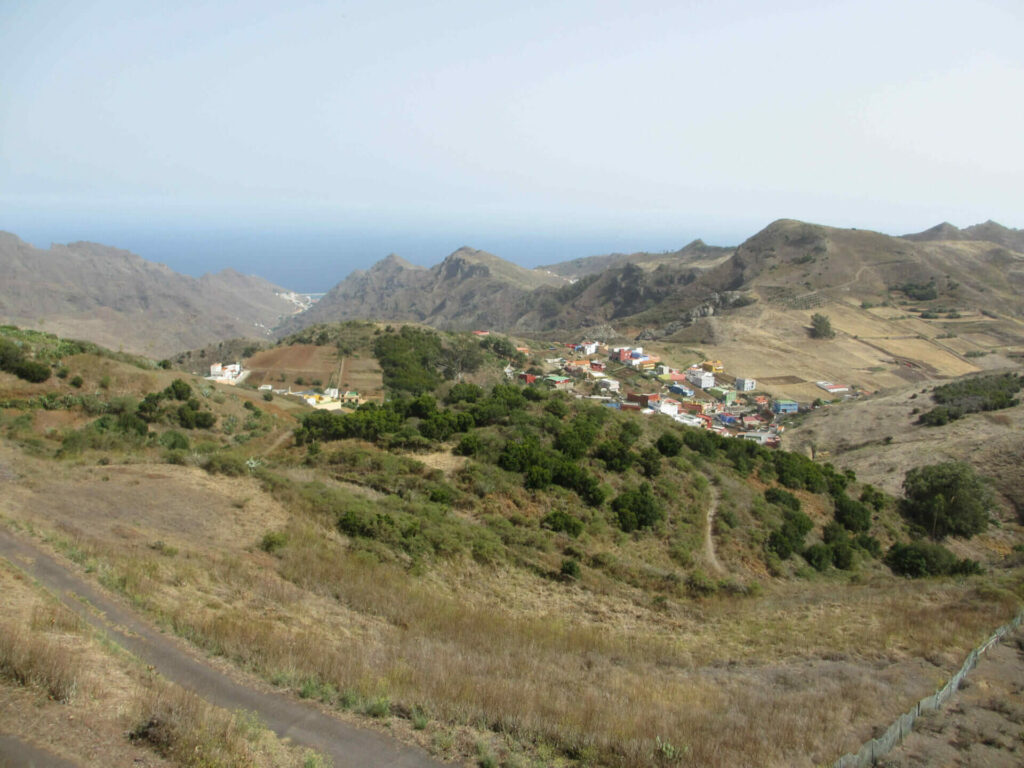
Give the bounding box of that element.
[2,0,1022,289]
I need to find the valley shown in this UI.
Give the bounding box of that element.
[0,217,1022,768]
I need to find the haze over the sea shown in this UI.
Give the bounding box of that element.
[3,0,1021,291]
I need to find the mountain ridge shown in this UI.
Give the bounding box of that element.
[0,232,303,357]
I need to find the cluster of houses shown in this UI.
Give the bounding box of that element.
[502,341,812,447]
[270,385,362,410]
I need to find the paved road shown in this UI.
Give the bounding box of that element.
[0,527,447,768]
[0,734,81,768]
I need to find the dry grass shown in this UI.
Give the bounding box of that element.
[4,445,1021,767]
[130,681,321,768]
[48,518,1018,768]
[0,620,81,702]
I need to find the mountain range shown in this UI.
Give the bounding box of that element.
[0,232,306,357]
[2,219,1023,357]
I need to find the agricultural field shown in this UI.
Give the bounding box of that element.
[244,341,385,402]
[245,343,342,390]
[337,354,385,402]
[653,299,1024,403]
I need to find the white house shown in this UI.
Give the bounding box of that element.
[685,367,715,389]
[735,377,756,391]
[659,398,681,416]
[207,362,245,384]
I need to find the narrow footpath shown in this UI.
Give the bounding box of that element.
[0,526,446,768]
[704,483,724,574]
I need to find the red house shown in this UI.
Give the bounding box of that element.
[518,372,537,384]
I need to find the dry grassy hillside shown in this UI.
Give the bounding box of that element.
[1,324,1023,767]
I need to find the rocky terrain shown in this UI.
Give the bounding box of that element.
[0,232,302,357]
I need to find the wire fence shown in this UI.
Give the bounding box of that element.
[831,608,1024,768]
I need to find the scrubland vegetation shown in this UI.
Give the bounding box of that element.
[1,322,1021,767]
[916,372,1022,426]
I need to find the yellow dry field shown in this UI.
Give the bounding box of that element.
[0,456,289,555]
[659,302,993,401]
[864,337,978,376]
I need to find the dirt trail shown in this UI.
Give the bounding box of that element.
[0,527,446,768]
[704,483,724,574]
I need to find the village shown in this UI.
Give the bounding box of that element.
[203,333,862,447]
[504,338,865,448]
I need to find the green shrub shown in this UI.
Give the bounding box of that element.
[803,543,833,571]
[204,454,248,476]
[834,494,871,532]
[541,510,583,537]
[70,375,84,388]
[560,558,581,580]
[612,484,663,532]
[165,378,192,401]
[655,432,683,457]
[259,531,289,553]
[885,540,981,577]
[764,486,800,511]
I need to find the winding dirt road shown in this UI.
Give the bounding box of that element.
[0,527,446,768]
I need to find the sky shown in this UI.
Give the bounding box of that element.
[2,0,1023,291]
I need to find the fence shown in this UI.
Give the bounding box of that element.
[831,608,1024,768]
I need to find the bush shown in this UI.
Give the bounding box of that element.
[885,540,981,577]
[204,454,248,476]
[655,432,683,457]
[454,433,482,457]
[803,543,832,572]
[766,508,814,560]
[70,375,84,388]
[917,373,1022,426]
[764,486,800,511]
[158,430,190,450]
[560,558,581,580]
[166,379,192,401]
[445,381,483,404]
[541,510,584,537]
[901,461,992,539]
[834,494,871,532]
[262,391,273,401]
[593,439,634,472]
[13,360,51,383]
[612,484,663,532]
[259,531,289,553]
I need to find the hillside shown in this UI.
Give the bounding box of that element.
[281,220,1024,354]
[539,238,734,279]
[903,219,1024,252]
[1,323,1022,767]
[277,246,566,334]
[0,232,305,357]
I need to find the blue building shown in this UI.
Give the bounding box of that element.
[772,399,799,414]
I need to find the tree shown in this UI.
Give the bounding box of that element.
[810,313,835,339]
[901,461,993,540]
